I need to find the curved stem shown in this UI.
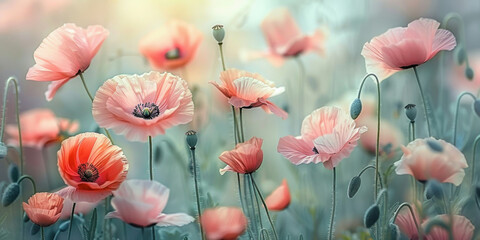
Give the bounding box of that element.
[391,202,421,239]
[78,73,115,144]
[190,147,205,239]
[412,67,432,137]
[0,77,23,174]
[149,136,153,180]
[356,73,381,200]
[67,203,77,240]
[17,175,37,194]
[218,43,226,71]
[328,168,336,240]
[471,135,480,184]
[452,91,476,146]
[357,165,384,189]
[251,175,278,240]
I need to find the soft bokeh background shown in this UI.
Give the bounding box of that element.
[1,0,480,239]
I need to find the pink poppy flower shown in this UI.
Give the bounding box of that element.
[26,23,109,101]
[277,106,367,169]
[105,179,194,227]
[5,109,78,148]
[394,138,467,185]
[57,132,128,203]
[92,71,194,142]
[265,179,291,211]
[361,18,456,81]
[423,215,474,240]
[210,69,287,119]
[395,204,422,240]
[22,192,64,227]
[260,7,326,66]
[219,137,263,175]
[139,20,202,70]
[201,207,247,240]
[55,187,99,220]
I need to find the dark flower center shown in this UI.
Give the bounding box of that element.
[312,147,319,154]
[400,64,418,69]
[132,102,160,119]
[165,48,181,60]
[77,163,99,182]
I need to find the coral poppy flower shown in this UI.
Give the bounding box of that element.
[22,192,64,227]
[423,215,474,240]
[57,132,128,202]
[6,109,78,148]
[201,207,247,240]
[395,204,422,240]
[265,179,291,211]
[105,179,194,227]
[361,18,456,81]
[260,7,325,66]
[219,137,263,175]
[139,21,202,70]
[277,106,367,169]
[394,138,467,185]
[55,187,99,220]
[92,71,194,142]
[210,69,287,119]
[26,23,109,101]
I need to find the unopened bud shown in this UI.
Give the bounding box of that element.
[425,180,443,200]
[454,45,466,65]
[364,204,380,228]
[473,100,480,118]
[350,98,362,120]
[465,66,474,80]
[388,223,400,240]
[8,164,19,182]
[2,183,20,207]
[347,176,361,198]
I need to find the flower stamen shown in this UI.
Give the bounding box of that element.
[77,163,99,182]
[132,102,160,119]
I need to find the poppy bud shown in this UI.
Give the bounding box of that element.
[185,130,198,149]
[465,66,474,80]
[8,164,19,182]
[426,139,443,152]
[347,176,361,198]
[364,204,380,228]
[212,25,225,44]
[388,223,400,240]
[350,98,362,120]
[404,104,417,123]
[2,183,20,207]
[454,45,466,65]
[473,100,480,118]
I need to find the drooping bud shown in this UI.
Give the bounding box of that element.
[347,176,361,198]
[2,183,20,207]
[31,223,40,235]
[404,104,417,123]
[364,204,380,228]
[473,100,480,117]
[426,139,443,152]
[454,44,466,65]
[465,66,474,80]
[424,180,443,200]
[388,223,400,240]
[350,98,362,120]
[185,130,198,150]
[212,25,225,44]
[0,142,7,159]
[8,164,19,182]
[23,212,30,222]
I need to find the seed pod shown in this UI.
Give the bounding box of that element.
[404,104,417,123]
[212,25,225,43]
[185,130,198,149]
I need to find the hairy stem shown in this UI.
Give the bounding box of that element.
[412,67,431,136]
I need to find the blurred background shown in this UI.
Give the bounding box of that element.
[0,0,480,239]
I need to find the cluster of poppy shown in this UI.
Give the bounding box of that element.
[2,6,477,240]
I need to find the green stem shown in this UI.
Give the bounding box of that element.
[78,73,115,144]
[151,226,156,240]
[356,74,381,200]
[149,136,153,180]
[412,67,432,137]
[452,91,476,146]
[244,174,258,236]
[472,135,480,184]
[328,168,336,240]
[408,122,412,142]
[251,175,278,240]
[0,77,23,174]
[252,176,264,230]
[248,174,263,233]
[218,43,227,71]
[357,165,384,189]
[239,108,245,142]
[231,106,241,144]
[41,226,44,240]
[103,198,108,240]
[17,175,37,194]
[411,121,416,140]
[238,174,254,238]
[67,203,76,240]
[391,202,421,239]
[189,147,205,240]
